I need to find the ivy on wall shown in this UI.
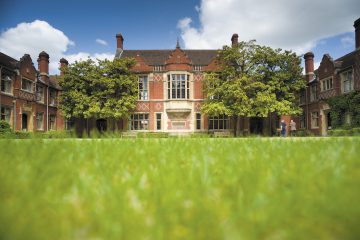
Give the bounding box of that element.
[327,91,360,128]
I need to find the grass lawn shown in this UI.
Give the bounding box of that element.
[0,137,359,239]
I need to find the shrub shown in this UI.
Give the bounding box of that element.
[0,120,12,134]
[136,132,169,138]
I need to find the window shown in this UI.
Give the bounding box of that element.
[208,115,229,130]
[1,107,11,123]
[1,75,12,94]
[342,70,353,93]
[194,65,203,71]
[129,113,149,130]
[36,85,44,102]
[49,90,56,105]
[311,112,319,128]
[138,76,148,100]
[65,118,75,130]
[156,113,162,130]
[36,113,44,130]
[167,74,190,99]
[321,78,333,91]
[153,65,164,72]
[299,90,306,104]
[196,113,201,130]
[21,78,33,92]
[49,115,56,130]
[310,84,317,102]
[300,113,306,129]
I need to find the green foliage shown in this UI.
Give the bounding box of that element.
[58,58,138,120]
[0,138,359,239]
[202,41,305,118]
[328,127,360,136]
[327,91,360,128]
[0,120,11,134]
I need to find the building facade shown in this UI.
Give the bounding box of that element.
[297,18,360,135]
[115,34,282,135]
[0,51,65,132]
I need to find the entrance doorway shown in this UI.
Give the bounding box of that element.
[96,119,107,133]
[250,117,264,135]
[22,113,28,131]
[326,112,332,130]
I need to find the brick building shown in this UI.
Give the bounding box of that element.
[0,51,65,132]
[298,18,360,135]
[115,33,282,135]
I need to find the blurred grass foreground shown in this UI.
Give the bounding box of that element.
[0,138,359,239]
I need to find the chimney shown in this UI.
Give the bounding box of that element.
[354,18,360,50]
[304,52,314,82]
[59,58,68,76]
[116,33,124,49]
[231,33,239,46]
[37,51,49,75]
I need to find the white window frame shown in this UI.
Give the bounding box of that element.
[129,113,149,130]
[320,77,333,92]
[138,76,149,100]
[1,75,13,94]
[49,114,56,130]
[49,89,56,106]
[310,84,317,102]
[193,65,203,72]
[153,65,164,72]
[311,112,319,129]
[1,106,12,124]
[167,73,190,100]
[21,78,33,93]
[155,112,162,131]
[342,70,353,93]
[36,112,44,131]
[36,85,45,103]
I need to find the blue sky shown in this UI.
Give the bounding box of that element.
[1,0,359,73]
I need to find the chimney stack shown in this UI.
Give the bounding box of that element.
[38,51,49,75]
[231,33,239,46]
[354,18,360,50]
[116,33,124,49]
[304,52,314,82]
[59,58,68,76]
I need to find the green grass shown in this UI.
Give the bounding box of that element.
[0,138,359,239]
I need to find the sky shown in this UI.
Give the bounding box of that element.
[0,0,359,74]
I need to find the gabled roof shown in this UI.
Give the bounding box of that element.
[0,52,19,70]
[49,75,61,90]
[335,49,360,71]
[117,49,218,66]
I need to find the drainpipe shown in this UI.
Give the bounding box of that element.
[306,86,309,130]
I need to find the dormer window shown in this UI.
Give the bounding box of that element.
[1,75,12,94]
[193,65,203,71]
[153,65,164,72]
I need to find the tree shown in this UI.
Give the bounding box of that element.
[202,40,305,135]
[58,58,138,131]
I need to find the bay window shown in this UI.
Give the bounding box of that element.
[167,74,190,99]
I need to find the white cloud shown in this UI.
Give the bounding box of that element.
[178,0,360,53]
[96,38,108,46]
[340,35,354,48]
[0,20,114,74]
